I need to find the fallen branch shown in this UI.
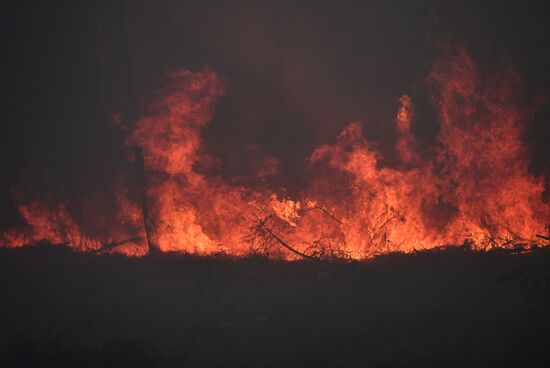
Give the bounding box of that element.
[258,218,319,261]
[92,237,144,254]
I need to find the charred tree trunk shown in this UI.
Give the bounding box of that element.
[114,1,159,254]
[135,147,159,254]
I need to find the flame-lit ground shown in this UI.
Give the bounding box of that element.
[1,244,549,367]
[2,48,549,258]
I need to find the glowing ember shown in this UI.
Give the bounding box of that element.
[2,48,549,258]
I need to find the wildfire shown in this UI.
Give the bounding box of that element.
[2,48,549,259]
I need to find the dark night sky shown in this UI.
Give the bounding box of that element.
[1,0,550,230]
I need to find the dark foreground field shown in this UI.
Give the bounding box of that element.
[1,245,549,367]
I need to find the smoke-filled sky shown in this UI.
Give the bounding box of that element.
[1,0,549,230]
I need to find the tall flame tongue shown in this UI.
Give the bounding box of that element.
[2,49,549,258]
[125,69,267,255]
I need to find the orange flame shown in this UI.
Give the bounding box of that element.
[2,48,549,258]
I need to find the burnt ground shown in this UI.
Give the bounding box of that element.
[1,244,549,367]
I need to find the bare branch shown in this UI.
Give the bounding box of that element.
[303,206,343,224]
